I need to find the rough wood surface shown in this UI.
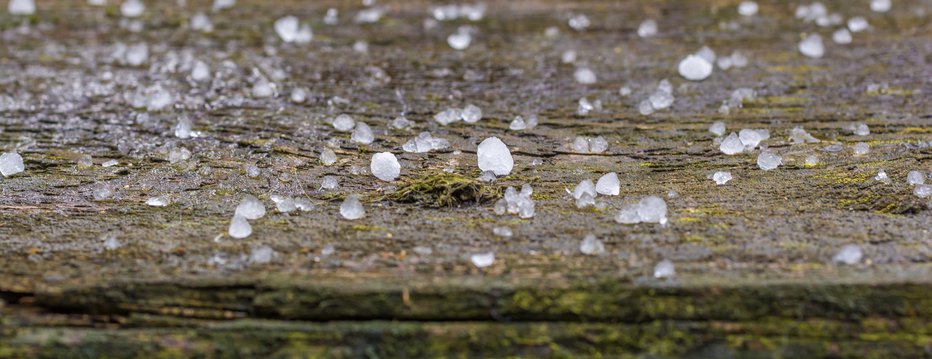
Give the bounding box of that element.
[1,0,931,357]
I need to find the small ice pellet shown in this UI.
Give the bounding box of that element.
[852,142,869,156]
[712,171,733,185]
[720,133,744,155]
[320,176,339,190]
[447,29,471,50]
[573,179,596,200]
[102,159,119,167]
[757,150,782,170]
[370,152,401,181]
[737,1,758,16]
[492,227,513,238]
[870,0,891,13]
[121,0,145,17]
[832,28,852,44]
[847,16,869,32]
[235,195,266,219]
[874,169,889,182]
[320,148,337,166]
[637,19,657,38]
[805,155,819,166]
[332,114,355,132]
[470,252,495,268]
[228,215,252,239]
[476,137,514,176]
[574,67,597,84]
[677,54,713,81]
[914,184,932,198]
[654,259,675,279]
[8,0,36,15]
[249,245,275,264]
[906,170,925,185]
[340,195,365,220]
[637,196,668,224]
[580,234,605,255]
[0,152,25,177]
[799,34,825,58]
[595,172,620,196]
[832,244,862,265]
[709,121,726,136]
[351,122,375,144]
[461,104,483,123]
[290,88,307,103]
[146,197,169,207]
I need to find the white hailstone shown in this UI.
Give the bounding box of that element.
[574,67,597,84]
[294,198,314,212]
[434,108,463,125]
[290,88,307,103]
[847,16,869,32]
[637,19,657,38]
[145,86,173,111]
[190,60,211,81]
[402,132,450,153]
[324,8,338,25]
[719,132,744,155]
[906,171,925,185]
[249,245,275,264]
[573,179,597,200]
[757,150,782,170]
[589,136,608,153]
[370,152,400,181]
[851,123,870,136]
[234,195,266,220]
[492,227,513,238]
[832,28,852,44]
[93,186,113,201]
[8,0,35,15]
[212,0,235,11]
[637,196,668,224]
[355,7,385,23]
[695,46,716,63]
[470,252,495,268]
[320,176,339,190]
[461,104,482,123]
[595,173,620,196]
[619,86,632,96]
[649,90,674,110]
[88,0,106,6]
[391,116,413,129]
[653,259,676,279]
[874,169,890,182]
[477,137,514,176]
[190,12,214,32]
[102,159,119,167]
[788,127,820,144]
[568,14,590,31]
[340,195,365,220]
[244,164,260,177]
[121,0,144,17]
[125,42,149,66]
[561,50,577,64]
[712,171,733,185]
[351,122,375,144]
[251,80,274,98]
[274,16,313,43]
[332,114,355,132]
[577,97,594,116]
[228,215,252,239]
[614,204,640,224]
[353,40,369,53]
[799,34,825,58]
[638,100,655,116]
[320,148,337,165]
[709,121,726,136]
[102,235,121,250]
[852,142,870,156]
[167,147,191,163]
[447,29,472,50]
[0,152,25,177]
[572,137,590,153]
[146,197,169,206]
[915,185,932,198]
[677,54,713,81]
[739,129,769,149]
[738,1,758,16]
[870,0,891,13]
[270,195,297,213]
[580,234,605,255]
[805,155,819,166]
[832,244,863,265]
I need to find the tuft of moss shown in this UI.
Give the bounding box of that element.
[380,172,499,208]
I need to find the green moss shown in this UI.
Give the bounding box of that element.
[378,171,499,207]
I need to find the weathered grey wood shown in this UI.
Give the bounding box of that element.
[0,0,931,357]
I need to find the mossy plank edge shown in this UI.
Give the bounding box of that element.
[27,279,932,322]
[1,319,930,358]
